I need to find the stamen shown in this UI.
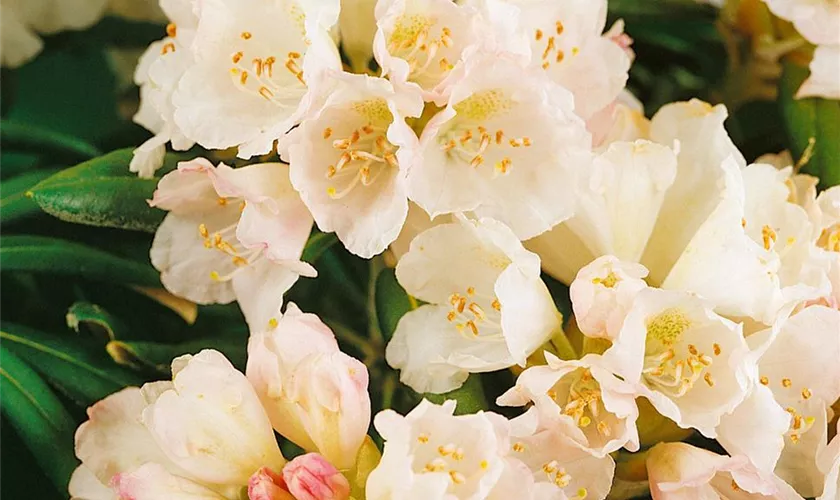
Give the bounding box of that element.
[241,32,252,40]
[782,378,792,388]
[166,23,177,38]
[449,471,465,484]
[232,51,243,63]
[801,388,812,399]
[161,42,176,54]
[760,376,769,385]
[323,128,332,139]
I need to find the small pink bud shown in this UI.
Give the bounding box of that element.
[283,453,350,500]
[248,466,293,500]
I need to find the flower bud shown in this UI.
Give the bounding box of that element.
[283,453,351,500]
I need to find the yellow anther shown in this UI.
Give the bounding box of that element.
[268,318,278,328]
[438,444,455,456]
[496,158,512,174]
[417,434,429,443]
[760,376,769,385]
[556,50,565,63]
[466,287,475,295]
[241,31,252,40]
[449,471,465,484]
[555,21,564,35]
[240,71,249,84]
[480,460,488,469]
[790,433,800,444]
[782,378,792,388]
[470,154,484,168]
[687,344,698,355]
[713,343,721,356]
[466,320,479,336]
[704,373,715,387]
[491,299,501,311]
[535,29,543,40]
[447,311,457,321]
[802,388,812,400]
[762,225,777,250]
[232,51,243,63]
[198,224,209,238]
[579,416,592,427]
[161,42,176,54]
[166,23,177,37]
[495,130,504,144]
[258,86,273,100]
[512,442,525,452]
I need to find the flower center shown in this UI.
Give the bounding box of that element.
[533,21,579,70]
[228,32,307,107]
[323,102,398,199]
[642,309,720,397]
[758,375,817,443]
[817,223,840,252]
[445,286,502,340]
[388,15,455,80]
[549,369,612,437]
[197,199,263,280]
[413,432,488,487]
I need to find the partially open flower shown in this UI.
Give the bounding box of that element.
[387,216,560,393]
[406,53,591,240]
[149,158,315,330]
[282,453,351,500]
[763,0,840,46]
[284,71,423,258]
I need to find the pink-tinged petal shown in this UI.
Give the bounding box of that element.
[283,453,351,500]
[148,158,219,213]
[248,466,295,500]
[112,463,225,500]
[69,465,116,500]
[230,258,305,331]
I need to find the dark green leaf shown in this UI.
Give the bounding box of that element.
[107,336,248,373]
[1,322,142,406]
[0,168,62,224]
[374,268,416,341]
[302,231,339,264]
[0,121,100,161]
[66,302,127,342]
[0,151,40,179]
[0,235,160,286]
[422,375,488,415]
[28,148,183,232]
[779,61,840,189]
[0,347,77,492]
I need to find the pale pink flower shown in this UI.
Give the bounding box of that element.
[283,453,351,500]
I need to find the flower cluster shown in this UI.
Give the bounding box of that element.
[66,0,840,499]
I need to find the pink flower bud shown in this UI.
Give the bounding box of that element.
[282,453,350,500]
[248,466,293,500]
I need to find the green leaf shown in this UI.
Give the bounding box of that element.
[0,347,77,492]
[0,235,160,286]
[66,301,127,342]
[1,322,142,406]
[302,231,339,264]
[374,268,416,341]
[779,61,840,189]
[422,375,488,415]
[0,168,61,224]
[106,336,248,373]
[0,121,101,160]
[0,151,40,179]
[28,148,183,232]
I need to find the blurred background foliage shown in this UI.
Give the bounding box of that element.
[0,0,837,498]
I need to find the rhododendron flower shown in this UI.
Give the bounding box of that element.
[279,453,351,500]
[74,350,287,499]
[569,255,649,340]
[602,287,754,437]
[283,71,423,258]
[497,352,640,456]
[763,0,840,46]
[817,421,840,500]
[587,90,650,150]
[797,45,840,100]
[406,54,591,240]
[0,0,108,68]
[150,158,315,330]
[247,303,371,470]
[474,0,631,119]
[130,0,198,177]
[373,0,481,103]
[646,442,803,499]
[720,305,840,497]
[387,216,561,393]
[171,0,342,158]
[365,400,509,499]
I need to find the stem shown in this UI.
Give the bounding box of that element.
[367,256,385,345]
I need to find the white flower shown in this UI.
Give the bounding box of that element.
[406,53,591,240]
[283,71,423,258]
[387,216,561,393]
[69,465,115,500]
[149,158,315,330]
[587,90,650,150]
[646,442,803,500]
[373,0,481,103]
[497,353,640,456]
[0,0,108,68]
[797,45,840,100]
[472,0,631,119]
[721,305,840,497]
[246,303,371,470]
[171,0,342,159]
[365,400,509,500]
[130,0,198,178]
[569,256,649,340]
[817,421,840,500]
[491,408,615,500]
[763,0,840,45]
[602,287,754,437]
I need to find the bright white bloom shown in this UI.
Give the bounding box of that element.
[74,350,287,499]
[722,306,840,497]
[474,0,631,120]
[817,421,840,500]
[246,303,371,470]
[497,353,640,456]
[366,400,509,500]
[646,442,803,500]
[491,408,615,500]
[130,0,198,178]
[171,0,342,159]
[339,0,378,73]
[587,90,650,150]
[0,0,108,68]
[569,256,649,340]
[763,0,840,45]
[797,45,840,100]
[284,71,423,258]
[406,53,591,240]
[373,0,481,103]
[603,287,754,437]
[149,158,315,330]
[387,216,561,393]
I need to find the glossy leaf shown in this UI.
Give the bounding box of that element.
[66,301,126,342]
[0,168,61,224]
[1,322,142,406]
[422,375,488,415]
[0,347,77,492]
[0,121,100,160]
[28,148,184,232]
[0,235,160,286]
[374,268,415,341]
[302,231,339,264]
[107,336,248,373]
[779,61,840,189]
